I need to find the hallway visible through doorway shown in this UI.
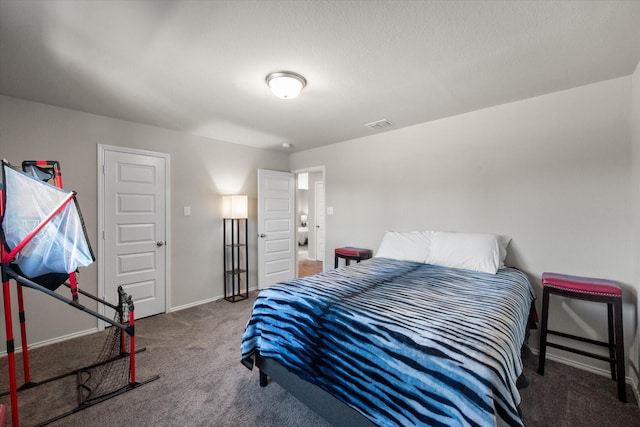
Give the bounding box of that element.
[298,245,322,277]
[295,170,324,278]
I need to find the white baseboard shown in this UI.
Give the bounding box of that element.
[170,296,220,312]
[169,286,259,312]
[0,327,98,358]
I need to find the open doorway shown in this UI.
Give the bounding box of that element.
[295,169,325,278]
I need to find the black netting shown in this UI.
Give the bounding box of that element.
[77,300,132,404]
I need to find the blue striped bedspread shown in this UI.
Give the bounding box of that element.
[241,257,535,427]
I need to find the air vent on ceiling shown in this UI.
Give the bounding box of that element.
[363,119,393,130]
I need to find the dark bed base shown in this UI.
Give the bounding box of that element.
[256,354,375,427]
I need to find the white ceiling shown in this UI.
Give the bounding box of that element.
[1,1,639,153]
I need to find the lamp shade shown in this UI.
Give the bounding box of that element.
[222,195,248,219]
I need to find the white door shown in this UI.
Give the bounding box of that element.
[99,146,169,320]
[257,169,295,289]
[314,181,326,265]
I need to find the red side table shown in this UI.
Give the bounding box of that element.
[334,247,373,268]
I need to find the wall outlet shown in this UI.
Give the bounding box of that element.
[183,206,191,216]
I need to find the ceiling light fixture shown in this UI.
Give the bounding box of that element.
[266,71,307,99]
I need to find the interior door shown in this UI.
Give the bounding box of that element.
[257,169,295,289]
[101,146,169,320]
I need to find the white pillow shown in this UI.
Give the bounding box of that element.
[427,231,504,274]
[375,231,432,263]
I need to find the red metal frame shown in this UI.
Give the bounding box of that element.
[16,284,31,386]
[1,279,19,427]
[1,184,19,427]
[129,302,136,384]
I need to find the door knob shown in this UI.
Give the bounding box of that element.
[259,233,266,238]
[156,241,164,247]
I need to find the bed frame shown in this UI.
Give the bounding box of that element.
[256,353,375,427]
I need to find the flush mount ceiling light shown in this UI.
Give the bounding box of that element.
[266,71,307,99]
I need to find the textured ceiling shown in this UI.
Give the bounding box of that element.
[1,0,639,152]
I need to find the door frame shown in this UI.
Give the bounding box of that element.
[97,144,172,330]
[293,166,326,273]
[313,180,325,266]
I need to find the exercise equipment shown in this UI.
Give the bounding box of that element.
[1,159,158,426]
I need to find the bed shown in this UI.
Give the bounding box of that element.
[241,231,535,427]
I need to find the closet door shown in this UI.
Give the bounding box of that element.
[100,145,170,320]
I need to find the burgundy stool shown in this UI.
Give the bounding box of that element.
[334,247,372,268]
[538,272,626,402]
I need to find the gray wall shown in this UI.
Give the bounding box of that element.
[0,95,289,347]
[291,76,638,385]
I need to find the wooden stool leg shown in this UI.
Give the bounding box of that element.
[538,287,550,375]
[607,303,616,380]
[614,298,626,402]
[334,254,339,268]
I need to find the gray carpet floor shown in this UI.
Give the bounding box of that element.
[1,290,638,426]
